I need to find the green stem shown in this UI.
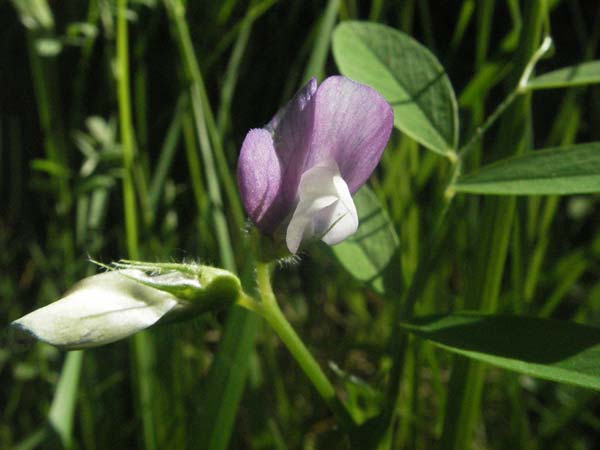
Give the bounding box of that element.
[216,0,255,137]
[458,88,520,160]
[116,4,156,450]
[301,0,341,83]
[242,263,356,431]
[458,36,551,161]
[116,0,139,259]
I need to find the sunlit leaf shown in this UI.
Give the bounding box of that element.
[333,21,459,156]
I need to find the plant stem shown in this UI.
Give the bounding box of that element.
[116,0,139,259]
[244,262,356,431]
[116,3,156,450]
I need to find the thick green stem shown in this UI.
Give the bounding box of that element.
[247,263,355,431]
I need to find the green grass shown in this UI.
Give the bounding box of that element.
[2,1,600,449]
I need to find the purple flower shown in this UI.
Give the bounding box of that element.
[237,76,393,254]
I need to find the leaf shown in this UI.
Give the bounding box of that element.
[333,21,459,156]
[454,142,600,195]
[401,313,600,391]
[331,186,401,297]
[527,60,600,90]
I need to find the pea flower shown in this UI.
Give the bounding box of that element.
[237,76,393,254]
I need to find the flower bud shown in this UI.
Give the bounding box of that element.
[12,264,241,350]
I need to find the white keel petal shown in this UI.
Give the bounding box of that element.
[286,161,358,253]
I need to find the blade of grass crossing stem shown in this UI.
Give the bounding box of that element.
[301,0,341,83]
[116,2,157,450]
[181,110,208,219]
[439,3,546,450]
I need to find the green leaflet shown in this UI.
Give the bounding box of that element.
[401,313,600,391]
[331,186,401,297]
[454,142,600,195]
[527,60,600,89]
[333,21,459,157]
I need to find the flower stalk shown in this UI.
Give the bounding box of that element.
[237,262,356,431]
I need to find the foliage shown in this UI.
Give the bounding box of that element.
[2,1,600,450]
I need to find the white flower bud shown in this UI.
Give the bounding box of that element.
[12,270,179,350]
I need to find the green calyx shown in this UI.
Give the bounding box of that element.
[108,260,242,318]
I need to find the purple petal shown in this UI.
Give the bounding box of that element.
[268,78,318,204]
[237,129,283,232]
[306,76,393,193]
[237,79,318,232]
